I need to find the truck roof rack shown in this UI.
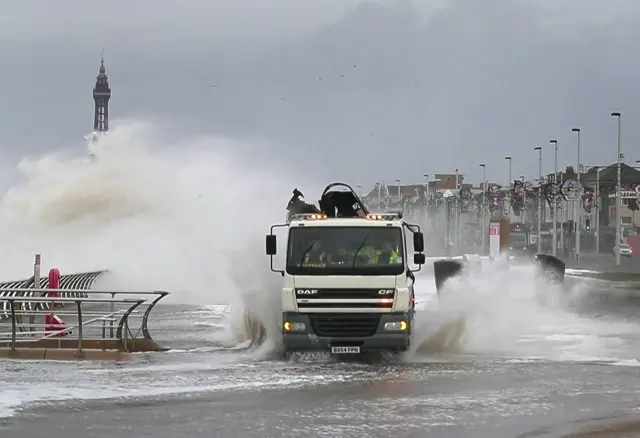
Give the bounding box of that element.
[286,182,371,222]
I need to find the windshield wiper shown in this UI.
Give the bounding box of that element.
[299,237,320,265]
[351,233,370,268]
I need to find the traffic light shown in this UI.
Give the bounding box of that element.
[585,218,591,232]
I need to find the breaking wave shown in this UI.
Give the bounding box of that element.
[0,120,301,348]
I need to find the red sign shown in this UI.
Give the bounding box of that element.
[489,223,500,236]
[627,235,640,255]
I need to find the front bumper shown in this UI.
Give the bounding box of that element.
[282,312,412,353]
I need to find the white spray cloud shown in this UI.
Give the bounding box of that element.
[410,256,640,364]
[0,120,297,308]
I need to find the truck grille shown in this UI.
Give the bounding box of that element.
[309,313,381,337]
[295,288,395,309]
[295,289,395,299]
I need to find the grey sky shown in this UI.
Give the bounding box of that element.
[1,0,639,188]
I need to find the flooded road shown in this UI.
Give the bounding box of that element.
[2,265,640,438]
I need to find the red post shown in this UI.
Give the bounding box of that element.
[45,313,68,338]
[48,268,61,308]
[45,267,68,337]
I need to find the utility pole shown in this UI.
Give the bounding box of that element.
[611,112,622,266]
[479,163,486,255]
[534,146,543,254]
[550,139,558,257]
[571,128,582,261]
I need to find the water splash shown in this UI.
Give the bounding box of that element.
[0,120,298,348]
[409,255,640,364]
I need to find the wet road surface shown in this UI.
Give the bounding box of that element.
[3,357,640,438]
[2,269,640,437]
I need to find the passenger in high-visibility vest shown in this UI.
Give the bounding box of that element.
[358,245,379,263]
[338,241,361,260]
[377,241,401,264]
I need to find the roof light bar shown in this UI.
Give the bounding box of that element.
[367,213,401,220]
[292,213,328,220]
[293,212,401,221]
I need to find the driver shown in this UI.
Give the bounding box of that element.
[304,240,326,263]
[349,240,371,264]
[377,240,401,264]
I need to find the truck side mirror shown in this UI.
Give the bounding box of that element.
[413,232,425,253]
[266,235,277,255]
[413,253,426,265]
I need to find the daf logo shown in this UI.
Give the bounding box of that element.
[296,289,318,295]
[378,289,394,295]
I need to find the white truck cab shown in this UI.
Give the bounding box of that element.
[266,183,425,356]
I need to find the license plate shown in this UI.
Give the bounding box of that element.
[331,346,360,354]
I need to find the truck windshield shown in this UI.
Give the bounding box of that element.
[286,226,405,276]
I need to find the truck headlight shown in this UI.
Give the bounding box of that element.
[283,321,306,332]
[384,321,408,331]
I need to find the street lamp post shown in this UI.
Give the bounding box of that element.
[595,167,600,254]
[455,168,460,251]
[444,191,452,258]
[550,139,558,257]
[534,146,543,254]
[479,163,486,255]
[423,174,429,198]
[505,157,512,187]
[558,168,564,253]
[611,112,622,266]
[422,174,429,223]
[505,156,512,216]
[571,128,582,261]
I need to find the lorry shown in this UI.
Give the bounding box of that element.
[265,182,426,356]
[508,222,533,256]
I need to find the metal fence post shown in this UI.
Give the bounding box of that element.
[9,299,16,353]
[110,292,115,338]
[75,300,84,358]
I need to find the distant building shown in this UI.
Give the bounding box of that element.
[363,173,472,201]
[432,173,465,191]
[92,57,111,134]
[581,163,640,230]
